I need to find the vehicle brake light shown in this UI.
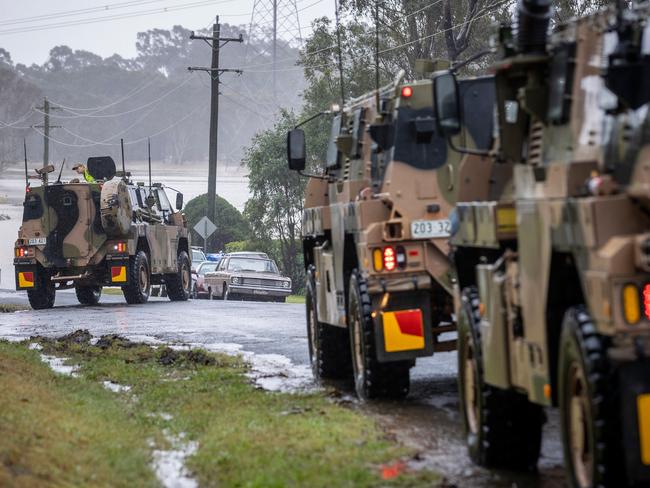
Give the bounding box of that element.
[384,247,396,271]
[401,86,413,98]
[373,248,384,272]
[643,284,650,320]
[15,247,34,258]
[113,242,127,253]
[623,284,641,324]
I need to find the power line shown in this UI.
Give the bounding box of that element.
[32,101,208,147]
[0,0,240,36]
[39,74,195,119]
[0,0,173,27]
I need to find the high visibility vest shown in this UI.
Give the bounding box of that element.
[83,170,96,183]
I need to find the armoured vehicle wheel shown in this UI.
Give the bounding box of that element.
[122,251,151,304]
[167,251,191,301]
[558,306,623,488]
[458,287,544,470]
[27,270,55,310]
[306,265,351,380]
[75,285,101,305]
[348,270,409,400]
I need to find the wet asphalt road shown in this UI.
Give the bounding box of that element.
[0,289,566,487]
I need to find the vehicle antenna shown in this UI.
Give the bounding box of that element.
[56,158,66,184]
[23,138,29,190]
[120,138,126,180]
[375,0,380,110]
[334,0,345,108]
[147,137,152,190]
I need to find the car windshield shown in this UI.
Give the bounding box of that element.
[198,263,218,275]
[192,250,205,262]
[227,258,278,273]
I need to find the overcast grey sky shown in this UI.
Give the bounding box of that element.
[0,0,335,65]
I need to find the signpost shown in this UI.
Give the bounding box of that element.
[193,216,217,253]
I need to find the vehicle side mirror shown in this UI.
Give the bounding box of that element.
[433,72,461,136]
[369,123,395,151]
[175,192,183,210]
[287,129,306,171]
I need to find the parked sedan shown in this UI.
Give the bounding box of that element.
[204,254,291,302]
[191,261,220,299]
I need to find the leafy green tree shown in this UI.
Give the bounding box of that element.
[243,110,305,289]
[184,193,251,252]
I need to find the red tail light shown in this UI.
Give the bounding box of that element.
[643,284,650,320]
[401,86,413,98]
[384,247,396,271]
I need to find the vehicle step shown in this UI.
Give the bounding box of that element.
[433,340,456,352]
[433,325,456,334]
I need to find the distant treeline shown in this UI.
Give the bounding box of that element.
[0,23,305,166]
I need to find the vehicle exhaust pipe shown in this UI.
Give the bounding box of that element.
[516,0,552,54]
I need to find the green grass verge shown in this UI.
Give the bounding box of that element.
[0,304,28,313]
[101,287,124,296]
[286,294,306,304]
[1,334,440,487]
[0,341,158,487]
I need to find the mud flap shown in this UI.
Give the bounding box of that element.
[15,265,37,290]
[619,361,650,483]
[108,260,129,284]
[375,290,434,363]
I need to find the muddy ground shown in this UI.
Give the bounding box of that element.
[0,291,567,486]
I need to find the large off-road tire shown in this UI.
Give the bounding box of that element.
[458,287,544,471]
[348,269,410,400]
[166,251,191,301]
[558,306,623,488]
[27,270,55,310]
[75,285,102,305]
[122,251,151,304]
[305,265,352,380]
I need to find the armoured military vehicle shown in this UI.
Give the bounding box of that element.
[286,64,495,399]
[14,156,192,309]
[431,1,650,485]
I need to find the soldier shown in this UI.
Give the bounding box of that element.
[72,162,95,183]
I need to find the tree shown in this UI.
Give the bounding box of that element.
[243,110,306,289]
[183,194,251,252]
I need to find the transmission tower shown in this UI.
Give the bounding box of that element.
[248,0,303,99]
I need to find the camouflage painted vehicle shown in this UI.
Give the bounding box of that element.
[432,1,650,485]
[14,157,192,309]
[286,66,495,399]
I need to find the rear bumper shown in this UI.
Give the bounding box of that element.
[228,285,291,298]
[14,258,131,290]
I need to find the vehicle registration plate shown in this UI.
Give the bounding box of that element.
[28,237,47,245]
[411,219,451,239]
[253,289,269,295]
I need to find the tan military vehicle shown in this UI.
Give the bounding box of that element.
[14,156,192,309]
[431,1,650,485]
[286,67,495,399]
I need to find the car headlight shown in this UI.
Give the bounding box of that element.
[231,276,240,285]
[283,281,290,288]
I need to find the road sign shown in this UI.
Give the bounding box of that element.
[194,216,217,239]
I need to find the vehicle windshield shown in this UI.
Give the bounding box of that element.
[192,250,206,262]
[198,262,218,275]
[227,258,278,273]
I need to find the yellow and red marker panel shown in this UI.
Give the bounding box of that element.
[111,265,127,283]
[381,309,425,352]
[17,271,35,288]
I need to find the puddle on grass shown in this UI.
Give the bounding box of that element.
[168,341,317,394]
[151,431,199,488]
[30,343,80,377]
[102,381,131,393]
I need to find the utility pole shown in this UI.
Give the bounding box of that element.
[188,18,243,229]
[34,97,62,185]
[273,0,277,98]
